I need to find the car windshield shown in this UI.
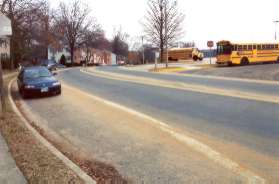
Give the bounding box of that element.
[24,68,52,79]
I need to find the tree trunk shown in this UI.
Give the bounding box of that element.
[160,44,164,64]
[0,56,6,115]
[70,46,74,66]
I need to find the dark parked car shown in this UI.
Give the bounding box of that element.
[40,59,58,71]
[17,66,61,98]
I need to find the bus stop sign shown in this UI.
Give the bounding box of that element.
[207,41,214,48]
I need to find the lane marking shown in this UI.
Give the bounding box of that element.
[62,81,265,184]
[80,69,279,104]
[8,79,96,184]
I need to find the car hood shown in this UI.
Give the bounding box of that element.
[24,76,58,85]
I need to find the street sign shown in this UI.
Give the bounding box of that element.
[207,41,214,65]
[207,41,214,48]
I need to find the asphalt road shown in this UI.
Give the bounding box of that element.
[17,67,279,183]
[95,66,279,97]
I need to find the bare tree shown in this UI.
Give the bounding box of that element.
[142,0,185,67]
[111,27,129,59]
[54,1,91,65]
[0,0,51,66]
[81,25,105,66]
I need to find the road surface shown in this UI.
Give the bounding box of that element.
[96,66,279,96]
[13,67,279,183]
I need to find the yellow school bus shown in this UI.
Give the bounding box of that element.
[216,40,279,66]
[163,48,204,61]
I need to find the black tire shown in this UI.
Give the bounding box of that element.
[240,57,249,66]
[193,56,198,61]
[198,57,203,61]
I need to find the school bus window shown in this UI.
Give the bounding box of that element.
[271,45,274,49]
[238,45,243,51]
[248,45,252,50]
[253,45,256,50]
[262,45,266,50]
[267,45,271,50]
[257,45,261,50]
[276,45,279,49]
[243,45,247,50]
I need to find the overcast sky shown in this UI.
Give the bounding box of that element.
[51,0,279,49]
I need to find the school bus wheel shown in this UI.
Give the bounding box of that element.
[193,56,198,61]
[240,57,249,65]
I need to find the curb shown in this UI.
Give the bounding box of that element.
[8,78,96,184]
[3,72,17,79]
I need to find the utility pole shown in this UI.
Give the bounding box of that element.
[142,36,145,65]
[274,20,279,40]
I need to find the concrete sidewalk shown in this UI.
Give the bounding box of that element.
[0,134,26,184]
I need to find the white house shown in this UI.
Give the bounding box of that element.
[48,47,71,64]
[0,12,11,62]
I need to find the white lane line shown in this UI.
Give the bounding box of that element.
[62,81,265,184]
[8,78,96,184]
